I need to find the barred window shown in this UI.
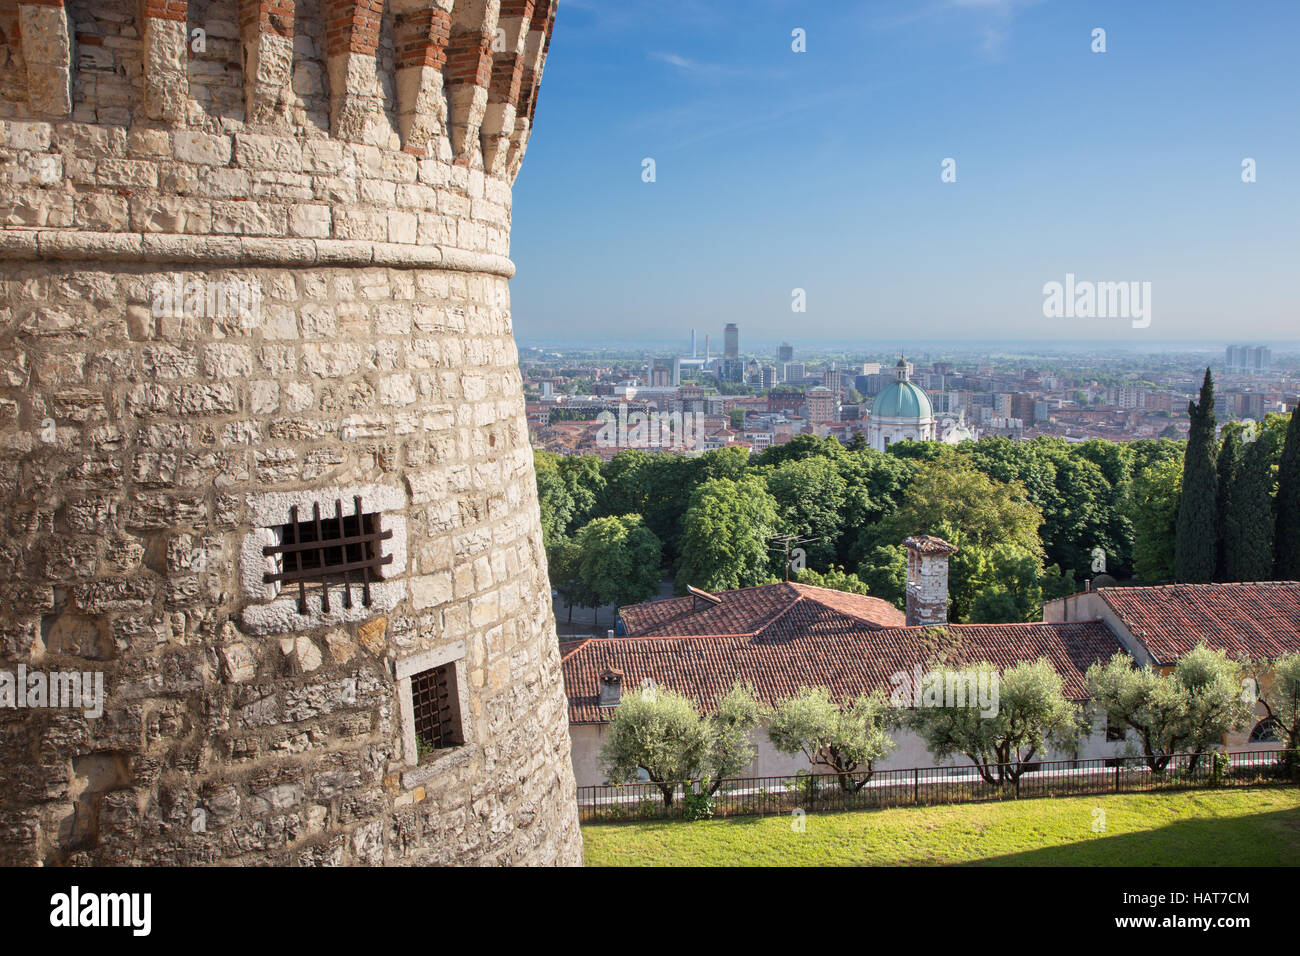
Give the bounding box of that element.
[264,497,392,614]
[411,663,464,757]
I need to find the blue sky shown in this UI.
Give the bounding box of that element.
[508,0,1300,347]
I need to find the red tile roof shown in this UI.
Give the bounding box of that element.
[558,639,590,661]
[562,619,1122,723]
[617,582,906,638]
[1097,582,1300,664]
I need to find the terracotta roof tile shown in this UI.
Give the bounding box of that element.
[562,619,1122,723]
[617,581,905,638]
[1098,581,1300,664]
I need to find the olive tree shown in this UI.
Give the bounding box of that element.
[907,660,1083,785]
[767,687,897,792]
[599,683,765,807]
[1087,645,1253,772]
[1248,652,1300,775]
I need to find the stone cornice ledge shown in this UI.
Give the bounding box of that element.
[0,230,516,278]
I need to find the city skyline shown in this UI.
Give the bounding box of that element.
[511,0,1300,343]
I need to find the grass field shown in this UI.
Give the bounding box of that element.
[582,786,1300,866]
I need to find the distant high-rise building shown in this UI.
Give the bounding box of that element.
[724,323,739,360]
[761,365,778,390]
[806,386,838,424]
[648,357,680,387]
[1226,345,1271,373]
[822,365,841,400]
[784,362,805,382]
[778,342,794,364]
[691,329,697,358]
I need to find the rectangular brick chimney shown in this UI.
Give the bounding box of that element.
[598,667,624,706]
[904,535,959,626]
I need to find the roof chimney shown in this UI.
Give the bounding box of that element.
[904,535,959,627]
[687,584,723,612]
[598,667,624,707]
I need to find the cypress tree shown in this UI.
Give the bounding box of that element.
[1174,368,1218,582]
[1276,408,1300,579]
[1215,427,1241,580]
[1225,429,1277,582]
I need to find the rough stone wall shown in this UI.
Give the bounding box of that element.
[0,0,580,866]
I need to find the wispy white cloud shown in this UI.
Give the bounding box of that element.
[870,0,1043,59]
[648,50,791,82]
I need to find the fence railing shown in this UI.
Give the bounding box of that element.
[577,749,1298,824]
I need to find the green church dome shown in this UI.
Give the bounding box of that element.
[872,380,933,420]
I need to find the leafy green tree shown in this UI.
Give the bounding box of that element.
[763,456,849,567]
[535,465,575,547]
[862,460,1044,558]
[963,543,1045,623]
[767,687,897,792]
[1086,646,1252,772]
[597,450,696,559]
[572,515,663,624]
[794,566,871,595]
[964,438,1119,578]
[856,544,907,609]
[906,660,1082,785]
[1175,369,1218,582]
[1040,563,1079,603]
[754,437,904,564]
[1128,458,1182,582]
[751,433,845,469]
[1276,411,1300,579]
[546,534,598,623]
[1225,427,1279,582]
[692,445,751,485]
[675,476,780,593]
[556,454,606,530]
[599,684,765,805]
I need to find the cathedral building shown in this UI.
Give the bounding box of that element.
[866,359,937,451]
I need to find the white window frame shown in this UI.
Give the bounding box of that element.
[396,642,468,768]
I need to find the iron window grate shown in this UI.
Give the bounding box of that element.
[411,664,462,754]
[263,496,393,614]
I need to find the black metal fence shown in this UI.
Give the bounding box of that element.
[577,749,1298,824]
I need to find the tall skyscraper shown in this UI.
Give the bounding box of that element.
[778,342,794,364]
[724,323,739,359]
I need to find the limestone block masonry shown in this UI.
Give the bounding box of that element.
[0,0,582,865]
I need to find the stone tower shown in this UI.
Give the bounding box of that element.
[0,0,581,865]
[904,535,958,627]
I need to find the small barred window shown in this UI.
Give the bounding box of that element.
[411,663,464,756]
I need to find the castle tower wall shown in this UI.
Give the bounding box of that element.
[0,0,581,865]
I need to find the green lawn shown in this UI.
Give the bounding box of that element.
[582,787,1300,866]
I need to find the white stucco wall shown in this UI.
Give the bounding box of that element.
[569,705,1146,789]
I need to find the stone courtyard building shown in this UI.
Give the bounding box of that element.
[0,0,582,865]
